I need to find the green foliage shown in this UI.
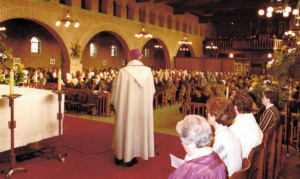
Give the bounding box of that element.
[70,41,82,59]
[0,42,12,67]
[0,63,26,86]
[266,46,300,109]
[12,63,26,86]
[271,46,298,84]
[251,76,265,108]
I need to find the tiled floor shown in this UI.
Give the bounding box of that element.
[73,103,300,178]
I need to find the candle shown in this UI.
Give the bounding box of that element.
[10,70,14,95]
[58,69,61,91]
[35,71,38,82]
[226,85,229,99]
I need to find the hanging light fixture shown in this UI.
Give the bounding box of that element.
[179,47,189,51]
[0,27,6,31]
[135,26,153,38]
[55,6,79,28]
[205,42,218,50]
[154,44,162,48]
[178,36,192,45]
[258,0,299,18]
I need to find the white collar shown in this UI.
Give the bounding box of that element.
[235,113,253,120]
[185,147,213,161]
[215,125,228,136]
[127,59,143,66]
[266,103,274,109]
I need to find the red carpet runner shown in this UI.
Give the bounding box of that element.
[0,115,185,179]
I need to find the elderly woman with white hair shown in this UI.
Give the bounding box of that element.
[169,115,226,179]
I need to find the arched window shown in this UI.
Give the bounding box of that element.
[90,43,97,57]
[126,5,129,19]
[81,0,86,9]
[98,0,102,12]
[145,48,149,58]
[113,1,117,16]
[30,37,40,54]
[111,45,117,57]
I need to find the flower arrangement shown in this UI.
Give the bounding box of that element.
[12,63,26,85]
[251,76,265,107]
[265,45,300,109]
[0,63,26,86]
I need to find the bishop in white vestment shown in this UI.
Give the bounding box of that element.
[110,49,156,165]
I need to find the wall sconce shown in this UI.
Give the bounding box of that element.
[229,53,234,58]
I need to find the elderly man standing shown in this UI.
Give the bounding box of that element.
[110,49,155,167]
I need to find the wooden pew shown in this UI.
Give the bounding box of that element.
[230,158,251,179]
[275,122,283,178]
[248,143,264,179]
[262,124,277,179]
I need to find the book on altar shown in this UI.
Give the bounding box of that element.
[170,154,185,168]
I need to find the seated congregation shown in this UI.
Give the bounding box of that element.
[170,90,283,178]
[0,66,298,178]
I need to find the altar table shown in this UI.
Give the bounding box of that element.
[0,85,64,152]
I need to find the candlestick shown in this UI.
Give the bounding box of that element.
[58,69,61,91]
[10,70,14,95]
[35,71,38,82]
[226,85,229,99]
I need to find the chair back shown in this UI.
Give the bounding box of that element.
[182,101,206,118]
[248,143,264,179]
[229,158,251,179]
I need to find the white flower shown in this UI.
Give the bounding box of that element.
[288,48,296,53]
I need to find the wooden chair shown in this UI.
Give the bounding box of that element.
[80,93,97,118]
[170,88,176,105]
[262,125,277,179]
[178,89,184,103]
[229,158,251,179]
[162,91,168,107]
[248,143,264,179]
[185,84,191,102]
[182,101,206,118]
[98,92,111,117]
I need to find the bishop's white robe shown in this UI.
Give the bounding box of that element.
[110,60,155,162]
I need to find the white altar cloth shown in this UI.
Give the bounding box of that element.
[0,85,64,152]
